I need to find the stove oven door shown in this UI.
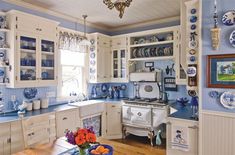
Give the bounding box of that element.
[131,107,151,127]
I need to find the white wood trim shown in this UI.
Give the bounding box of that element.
[3,0,180,32]
[201,110,235,119]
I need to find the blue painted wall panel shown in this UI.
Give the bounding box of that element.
[202,0,235,113]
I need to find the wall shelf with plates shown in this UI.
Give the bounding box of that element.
[128,26,180,62]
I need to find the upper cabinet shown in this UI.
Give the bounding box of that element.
[111,36,129,83]
[6,10,59,88]
[88,33,111,83]
[128,27,180,61]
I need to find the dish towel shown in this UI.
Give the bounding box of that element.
[171,125,189,151]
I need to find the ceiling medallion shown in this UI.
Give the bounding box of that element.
[103,0,132,18]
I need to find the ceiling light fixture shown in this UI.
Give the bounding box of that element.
[103,0,132,18]
[79,15,91,46]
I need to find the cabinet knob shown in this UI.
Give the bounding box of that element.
[63,117,68,120]
[112,105,116,108]
[7,138,11,143]
[188,125,198,129]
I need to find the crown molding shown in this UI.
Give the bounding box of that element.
[3,0,180,32]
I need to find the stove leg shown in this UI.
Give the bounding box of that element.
[148,130,154,146]
[122,126,127,139]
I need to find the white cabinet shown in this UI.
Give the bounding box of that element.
[22,113,56,148]
[10,121,24,154]
[0,122,10,155]
[88,33,111,83]
[6,10,59,88]
[105,103,122,139]
[111,36,129,82]
[167,118,198,155]
[56,109,80,138]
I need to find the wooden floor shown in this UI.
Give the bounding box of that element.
[14,135,166,155]
[99,135,166,155]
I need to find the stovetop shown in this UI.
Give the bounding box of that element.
[123,98,167,106]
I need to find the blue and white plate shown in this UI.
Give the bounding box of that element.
[191,8,197,14]
[187,66,197,77]
[229,30,235,47]
[190,16,197,23]
[0,68,4,77]
[191,24,197,30]
[220,92,235,109]
[209,91,219,99]
[23,88,37,99]
[222,11,235,26]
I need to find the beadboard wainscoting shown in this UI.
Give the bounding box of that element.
[201,110,235,155]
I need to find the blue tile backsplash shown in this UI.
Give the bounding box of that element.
[0,86,57,111]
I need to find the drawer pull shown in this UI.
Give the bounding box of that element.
[112,105,116,108]
[166,122,171,125]
[188,125,198,129]
[63,117,68,120]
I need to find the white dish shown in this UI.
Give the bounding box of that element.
[189,40,198,49]
[229,30,235,47]
[220,92,235,109]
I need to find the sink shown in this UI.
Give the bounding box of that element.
[68,100,105,118]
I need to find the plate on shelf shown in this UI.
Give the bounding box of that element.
[222,10,235,26]
[187,66,196,77]
[132,48,137,58]
[141,48,145,57]
[138,38,145,44]
[0,68,4,77]
[144,48,150,57]
[220,91,235,109]
[229,30,235,47]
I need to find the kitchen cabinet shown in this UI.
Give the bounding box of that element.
[111,36,129,82]
[88,33,111,83]
[10,120,24,154]
[22,113,56,148]
[175,44,187,85]
[105,103,122,139]
[56,108,80,138]
[6,10,59,88]
[166,118,198,155]
[0,122,10,155]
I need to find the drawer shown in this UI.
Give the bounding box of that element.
[79,103,105,118]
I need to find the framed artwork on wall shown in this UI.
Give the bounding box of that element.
[207,54,235,88]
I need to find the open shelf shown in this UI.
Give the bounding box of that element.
[130,40,174,48]
[41,51,54,55]
[129,56,175,61]
[20,49,36,54]
[0,29,10,32]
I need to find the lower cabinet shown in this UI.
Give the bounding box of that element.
[166,118,198,155]
[105,103,122,139]
[0,122,10,155]
[56,108,80,138]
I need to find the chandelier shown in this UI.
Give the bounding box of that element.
[103,0,132,18]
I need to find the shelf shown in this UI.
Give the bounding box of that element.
[0,29,10,32]
[129,56,175,61]
[20,49,36,54]
[0,48,10,50]
[20,66,36,69]
[41,67,54,70]
[130,40,174,48]
[41,51,54,55]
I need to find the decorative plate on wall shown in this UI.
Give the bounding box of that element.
[220,91,235,109]
[229,30,235,47]
[222,10,235,26]
[23,88,38,99]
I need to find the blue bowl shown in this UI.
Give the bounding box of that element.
[88,144,113,155]
[176,97,189,106]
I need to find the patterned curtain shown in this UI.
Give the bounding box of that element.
[59,31,83,52]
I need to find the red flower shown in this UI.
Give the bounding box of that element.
[75,134,86,145]
[77,128,88,135]
[86,132,96,143]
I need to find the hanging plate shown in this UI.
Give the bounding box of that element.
[220,92,235,109]
[229,30,235,47]
[222,10,235,26]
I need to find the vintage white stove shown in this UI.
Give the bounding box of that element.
[122,71,169,146]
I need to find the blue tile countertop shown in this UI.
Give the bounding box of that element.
[0,99,124,123]
[168,101,198,121]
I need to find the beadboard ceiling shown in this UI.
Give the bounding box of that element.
[7,0,180,30]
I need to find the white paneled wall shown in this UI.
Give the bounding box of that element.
[201,112,235,155]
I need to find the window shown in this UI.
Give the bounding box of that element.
[59,49,86,98]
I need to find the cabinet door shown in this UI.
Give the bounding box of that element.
[16,32,39,86]
[111,37,127,48]
[0,123,10,155]
[166,119,198,155]
[16,13,39,33]
[39,36,57,86]
[119,49,127,80]
[106,104,122,137]
[11,121,24,154]
[112,49,119,80]
[56,109,78,138]
[38,20,57,37]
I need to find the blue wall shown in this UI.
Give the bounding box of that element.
[202,0,235,113]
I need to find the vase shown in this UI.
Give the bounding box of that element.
[79,148,86,155]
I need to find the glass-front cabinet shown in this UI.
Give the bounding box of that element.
[111,48,128,82]
[8,31,57,88]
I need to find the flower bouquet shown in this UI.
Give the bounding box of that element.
[65,127,97,155]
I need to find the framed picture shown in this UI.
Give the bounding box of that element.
[207,54,235,88]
